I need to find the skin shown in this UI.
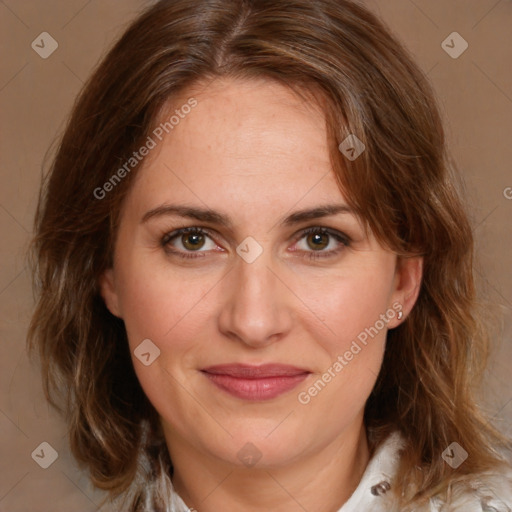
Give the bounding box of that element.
[100,77,422,512]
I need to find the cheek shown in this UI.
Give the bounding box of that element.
[297,261,395,354]
[114,256,220,417]
[296,277,389,431]
[116,253,219,349]
[292,261,393,415]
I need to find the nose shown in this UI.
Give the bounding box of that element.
[217,250,294,349]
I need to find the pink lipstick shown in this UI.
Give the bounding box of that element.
[201,364,310,401]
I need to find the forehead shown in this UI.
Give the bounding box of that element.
[126,77,347,216]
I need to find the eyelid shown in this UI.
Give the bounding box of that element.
[160,225,351,259]
[294,226,351,245]
[290,226,350,260]
[161,226,222,254]
[161,226,215,245]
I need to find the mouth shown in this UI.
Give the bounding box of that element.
[200,364,311,401]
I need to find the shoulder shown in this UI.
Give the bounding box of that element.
[427,467,512,512]
[405,453,512,511]
[349,432,512,512]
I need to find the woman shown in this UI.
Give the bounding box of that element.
[28,0,512,510]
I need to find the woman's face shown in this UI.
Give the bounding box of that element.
[100,77,421,469]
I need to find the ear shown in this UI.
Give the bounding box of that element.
[98,268,122,318]
[388,256,423,328]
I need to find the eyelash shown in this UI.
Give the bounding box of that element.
[161,226,351,261]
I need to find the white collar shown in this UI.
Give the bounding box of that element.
[337,431,404,511]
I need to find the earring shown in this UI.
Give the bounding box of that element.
[397,311,403,320]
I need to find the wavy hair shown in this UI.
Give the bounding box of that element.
[28,0,510,509]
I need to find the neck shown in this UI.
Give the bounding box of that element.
[165,421,370,512]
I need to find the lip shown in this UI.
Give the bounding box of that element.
[201,364,311,401]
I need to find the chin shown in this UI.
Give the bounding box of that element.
[209,420,309,468]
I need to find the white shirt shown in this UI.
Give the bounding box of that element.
[163,432,512,512]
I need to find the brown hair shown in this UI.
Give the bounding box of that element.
[28,0,510,508]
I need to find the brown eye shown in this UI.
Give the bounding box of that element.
[161,227,220,259]
[182,232,206,251]
[293,227,350,261]
[306,232,329,251]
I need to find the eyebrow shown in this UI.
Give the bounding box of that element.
[141,203,354,227]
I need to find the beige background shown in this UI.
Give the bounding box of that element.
[0,0,511,510]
